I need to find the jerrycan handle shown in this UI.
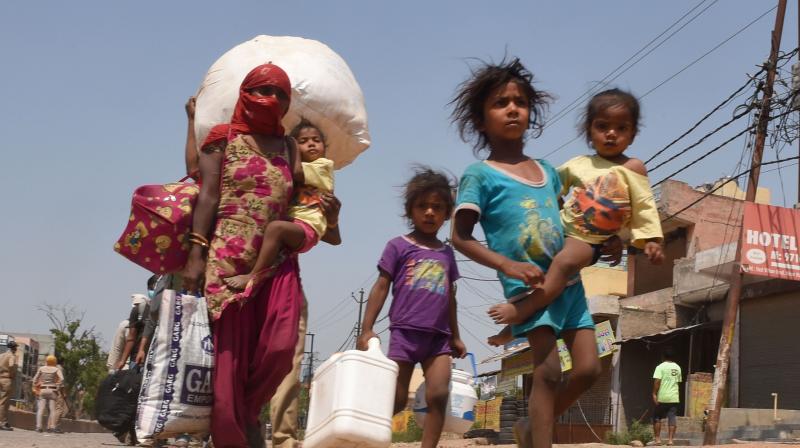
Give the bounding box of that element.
[367,337,381,352]
[466,352,478,377]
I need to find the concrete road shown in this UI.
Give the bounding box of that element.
[2,429,799,448]
[0,428,127,448]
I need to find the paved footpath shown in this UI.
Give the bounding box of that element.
[2,430,799,448]
[0,429,128,448]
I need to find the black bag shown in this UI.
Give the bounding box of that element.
[95,367,142,433]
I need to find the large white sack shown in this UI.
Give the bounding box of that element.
[136,292,214,441]
[195,35,370,169]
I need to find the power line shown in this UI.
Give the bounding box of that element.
[640,5,778,100]
[461,275,500,282]
[653,109,795,187]
[661,155,800,223]
[687,129,752,322]
[653,126,753,187]
[459,279,499,305]
[335,327,355,353]
[645,73,763,165]
[546,4,777,159]
[459,321,495,352]
[544,135,583,159]
[460,308,499,331]
[311,297,357,328]
[648,105,756,172]
[544,0,718,131]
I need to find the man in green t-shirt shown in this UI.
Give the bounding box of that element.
[650,348,681,445]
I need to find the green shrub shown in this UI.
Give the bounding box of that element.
[392,414,423,443]
[605,419,654,445]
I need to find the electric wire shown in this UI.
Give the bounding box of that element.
[652,109,796,187]
[460,321,495,352]
[335,327,355,353]
[645,72,764,165]
[461,275,501,282]
[545,5,778,159]
[661,155,800,223]
[648,105,756,172]
[639,5,778,100]
[544,0,718,131]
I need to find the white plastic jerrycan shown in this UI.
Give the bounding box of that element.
[304,337,399,448]
[413,353,479,434]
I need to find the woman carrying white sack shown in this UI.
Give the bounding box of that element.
[185,35,370,448]
[190,34,370,176]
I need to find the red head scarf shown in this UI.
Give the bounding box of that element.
[202,63,291,148]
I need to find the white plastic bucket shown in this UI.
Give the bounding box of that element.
[412,353,479,434]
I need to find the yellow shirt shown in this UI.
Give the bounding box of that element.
[558,155,662,249]
[288,157,335,238]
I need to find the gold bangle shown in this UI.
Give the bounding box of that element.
[189,232,209,245]
[188,237,209,248]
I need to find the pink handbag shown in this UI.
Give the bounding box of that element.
[114,177,199,274]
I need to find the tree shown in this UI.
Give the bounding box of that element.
[39,304,108,419]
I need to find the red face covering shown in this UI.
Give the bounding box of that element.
[203,63,291,148]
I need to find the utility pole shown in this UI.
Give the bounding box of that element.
[304,332,315,386]
[703,0,787,444]
[353,289,366,338]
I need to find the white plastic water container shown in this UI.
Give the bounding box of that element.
[304,337,398,448]
[412,353,479,435]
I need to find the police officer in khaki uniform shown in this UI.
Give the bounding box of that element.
[33,355,64,433]
[0,340,18,430]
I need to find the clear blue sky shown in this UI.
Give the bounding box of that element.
[1,1,797,372]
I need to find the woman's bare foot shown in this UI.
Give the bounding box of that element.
[487,303,524,324]
[224,274,252,290]
[487,325,513,347]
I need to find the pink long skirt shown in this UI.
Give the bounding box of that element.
[210,257,302,447]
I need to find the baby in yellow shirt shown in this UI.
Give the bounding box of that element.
[489,89,664,325]
[225,120,336,291]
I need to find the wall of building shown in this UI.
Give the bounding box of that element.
[562,356,613,425]
[618,288,676,337]
[704,179,771,205]
[739,290,800,410]
[619,337,690,426]
[657,180,752,256]
[629,230,687,297]
[582,265,627,298]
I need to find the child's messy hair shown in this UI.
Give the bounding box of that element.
[403,166,456,225]
[580,88,641,143]
[450,57,553,155]
[290,118,327,143]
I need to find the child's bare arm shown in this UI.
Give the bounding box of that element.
[452,209,543,287]
[448,285,466,358]
[624,158,665,264]
[184,96,199,179]
[319,193,342,245]
[356,272,392,350]
[286,136,305,184]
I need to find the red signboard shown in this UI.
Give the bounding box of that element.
[740,202,800,281]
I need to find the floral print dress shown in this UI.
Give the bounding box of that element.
[204,135,293,321]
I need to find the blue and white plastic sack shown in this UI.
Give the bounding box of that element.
[136,291,214,441]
